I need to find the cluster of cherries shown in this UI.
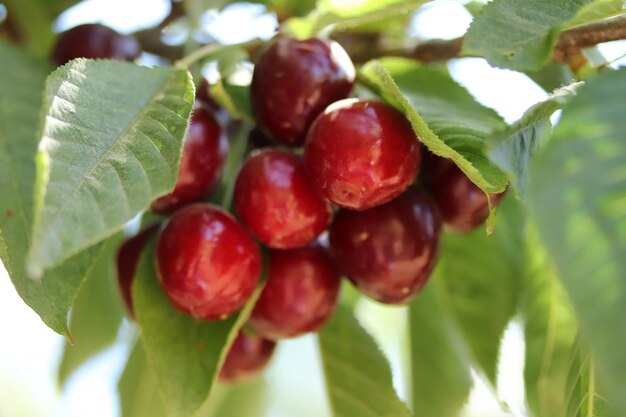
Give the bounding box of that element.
[52,24,505,384]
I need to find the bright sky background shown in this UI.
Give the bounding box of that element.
[1,1,625,416]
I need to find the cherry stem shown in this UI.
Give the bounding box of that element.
[174,39,263,68]
[212,122,252,209]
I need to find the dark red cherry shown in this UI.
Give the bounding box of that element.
[219,330,276,383]
[329,187,441,304]
[234,149,333,249]
[151,106,228,214]
[428,159,507,233]
[156,204,261,320]
[115,224,159,318]
[249,247,341,340]
[52,24,141,66]
[251,36,355,147]
[248,126,277,150]
[304,99,421,210]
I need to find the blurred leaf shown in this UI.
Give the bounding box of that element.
[530,67,626,415]
[210,81,253,121]
[133,239,261,417]
[522,226,609,417]
[360,58,508,193]
[436,196,525,384]
[198,379,269,417]
[27,59,194,276]
[463,0,624,71]
[3,0,55,56]
[489,82,582,199]
[58,233,125,385]
[409,281,473,417]
[318,306,411,417]
[0,41,102,336]
[525,62,576,93]
[119,339,167,417]
[284,0,430,38]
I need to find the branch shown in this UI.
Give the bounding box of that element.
[348,14,626,64]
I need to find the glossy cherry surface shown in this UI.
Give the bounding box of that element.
[251,36,355,147]
[424,154,506,233]
[52,24,141,65]
[234,149,333,249]
[329,187,441,304]
[156,204,261,320]
[249,247,341,340]
[151,106,228,214]
[219,330,276,383]
[116,224,159,318]
[305,99,421,210]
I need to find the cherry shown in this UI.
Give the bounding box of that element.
[249,246,341,340]
[329,187,441,304]
[423,153,506,233]
[195,78,221,114]
[52,24,141,66]
[304,99,421,211]
[156,204,261,320]
[151,106,228,214]
[219,330,276,383]
[115,224,159,318]
[234,149,333,249]
[251,36,355,147]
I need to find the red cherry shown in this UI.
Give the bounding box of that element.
[156,204,261,320]
[234,149,333,249]
[329,187,441,304]
[424,155,506,233]
[251,36,355,147]
[52,24,141,66]
[304,99,421,210]
[151,106,228,214]
[249,247,341,340]
[115,224,159,318]
[219,330,276,383]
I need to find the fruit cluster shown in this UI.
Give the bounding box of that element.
[52,26,504,384]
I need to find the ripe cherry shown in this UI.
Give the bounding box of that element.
[52,24,141,66]
[251,36,355,147]
[423,153,506,233]
[219,330,276,383]
[329,187,441,304]
[151,106,228,214]
[115,224,159,318]
[305,99,421,210]
[234,149,333,249]
[156,204,261,320]
[249,247,341,340]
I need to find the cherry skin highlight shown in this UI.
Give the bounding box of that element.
[156,204,262,320]
[52,24,141,66]
[234,149,333,249]
[115,224,159,318]
[219,330,276,383]
[251,36,355,147]
[249,247,341,340]
[304,99,421,211]
[151,106,228,214]
[423,153,506,233]
[329,187,441,304]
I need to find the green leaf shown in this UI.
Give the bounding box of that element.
[198,379,269,417]
[463,0,624,71]
[409,282,473,417]
[318,305,411,417]
[565,0,625,28]
[524,62,576,93]
[436,196,524,384]
[58,233,125,385]
[489,82,582,199]
[27,59,194,276]
[0,41,102,336]
[522,226,608,417]
[283,0,430,39]
[2,0,55,56]
[133,239,261,417]
[530,67,626,416]
[118,339,167,417]
[360,58,508,193]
